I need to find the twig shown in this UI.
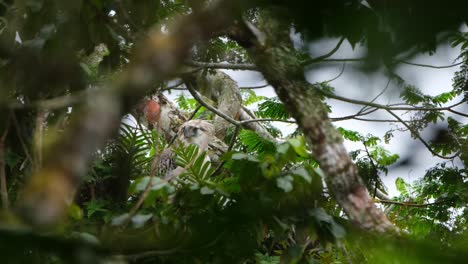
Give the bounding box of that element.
[187,82,300,127]
[239,118,296,124]
[0,114,10,209]
[186,56,464,72]
[335,117,421,123]
[330,108,379,122]
[122,173,157,228]
[161,79,269,92]
[398,60,464,69]
[448,109,468,118]
[356,77,391,116]
[11,112,34,165]
[375,199,446,207]
[185,81,240,126]
[160,80,185,92]
[320,89,467,113]
[322,63,346,83]
[386,109,458,159]
[310,58,465,69]
[188,105,203,120]
[185,60,257,71]
[362,142,380,198]
[240,84,270,89]
[210,125,240,177]
[9,90,87,110]
[304,37,346,64]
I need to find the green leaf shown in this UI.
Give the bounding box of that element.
[67,203,83,220]
[200,186,215,195]
[221,177,241,194]
[256,98,289,120]
[84,200,109,218]
[255,253,280,264]
[238,129,276,154]
[288,137,309,158]
[432,91,456,105]
[400,85,430,104]
[241,89,266,105]
[276,175,294,192]
[280,245,304,264]
[395,177,410,196]
[290,167,312,183]
[309,208,346,240]
[337,127,362,142]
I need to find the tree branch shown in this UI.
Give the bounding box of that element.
[185,81,240,126]
[229,14,397,232]
[385,109,458,159]
[375,199,446,207]
[303,37,346,65]
[321,89,467,113]
[16,0,251,227]
[307,57,465,69]
[398,60,465,69]
[240,84,269,89]
[186,60,257,71]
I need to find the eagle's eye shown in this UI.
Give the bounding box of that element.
[183,126,198,138]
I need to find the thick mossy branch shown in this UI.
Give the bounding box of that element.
[228,11,396,232]
[16,0,251,227]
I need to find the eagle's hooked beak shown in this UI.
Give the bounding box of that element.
[183,126,198,138]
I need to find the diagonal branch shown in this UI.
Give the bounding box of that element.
[185,80,240,126]
[16,0,252,227]
[228,13,397,232]
[303,37,346,65]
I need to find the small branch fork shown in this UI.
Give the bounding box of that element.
[185,80,296,127]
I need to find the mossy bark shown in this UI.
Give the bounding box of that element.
[229,12,396,232]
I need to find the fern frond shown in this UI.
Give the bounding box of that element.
[241,89,267,106]
[238,130,276,154]
[173,143,214,181]
[256,98,289,120]
[114,123,155,178]
[174,143,199,167]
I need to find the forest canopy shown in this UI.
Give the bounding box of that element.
[0,0,467,263]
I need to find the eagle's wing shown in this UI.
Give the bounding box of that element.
[152,148,176,178]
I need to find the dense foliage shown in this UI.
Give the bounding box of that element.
[0,0,466,263]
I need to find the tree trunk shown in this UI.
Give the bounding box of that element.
[229,13,396,232]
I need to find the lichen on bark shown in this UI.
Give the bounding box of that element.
[229,10,396,232]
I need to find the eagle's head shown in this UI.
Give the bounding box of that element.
[177,120,214,150]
